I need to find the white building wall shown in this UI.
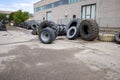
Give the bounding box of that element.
[34,0,120,28]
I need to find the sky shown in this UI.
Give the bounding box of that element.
[0,0,40,13]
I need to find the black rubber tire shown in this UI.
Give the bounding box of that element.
[66,18,81,30]
[115,32,120,44]
[31,24,37,30]
[66,18,81,36]
[67,26,78,40]
[31,30,37,35]
[38,27,56,44]
[79,19,99,41]
[38,20,58,37]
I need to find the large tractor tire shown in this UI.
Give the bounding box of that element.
[38,27,56,44]
[67,26,79,40]
[38,20,58,37]
[79,19,99,41]
[115,32,120,44]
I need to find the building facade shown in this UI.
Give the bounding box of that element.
[34,0,120,28]
[0,10,12,18]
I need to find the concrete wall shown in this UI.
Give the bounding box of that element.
[96,0,120,27]
[34,0,120,27]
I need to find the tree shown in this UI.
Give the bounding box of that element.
[0,13,7,22]
[9,12,15,21]
[9,10,29,25]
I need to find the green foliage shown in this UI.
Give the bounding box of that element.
[9,12,15,21]
[0,13,7,21]
[9,10,29,25]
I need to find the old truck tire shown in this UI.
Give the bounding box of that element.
[98,33,115,42]
[39,28,55,44]
[115,32,120,44]
[79,19,99,41]
[66,18,81,36]
[38,20,58,37]
[67,26,78,40]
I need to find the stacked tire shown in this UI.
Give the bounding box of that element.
[57,24,66,36]
[38,20,58,44]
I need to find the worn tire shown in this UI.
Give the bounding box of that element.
[115,32,120,44]
[31,24,37,30]
[98,33,115,42]
[67,26,78,40]
[66,18,81,36]
[31,30,37,35]
[38,20,58,37]
[38,27,56,44]
[79,19,99,41]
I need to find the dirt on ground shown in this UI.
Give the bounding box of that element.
[0,26,120,80]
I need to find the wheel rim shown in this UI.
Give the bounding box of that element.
[41,31,50,42]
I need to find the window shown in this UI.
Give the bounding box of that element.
[34,0,82,12]
[81,4,96,20]
[46,11,52,20]
[68,0,81,4]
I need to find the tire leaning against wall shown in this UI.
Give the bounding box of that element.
[79,19,99,41]
[66,18,81,38]
[67,26,79,40]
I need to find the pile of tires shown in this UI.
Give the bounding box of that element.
[66,19,99,41]
[38,19,99,44]
[38,20,58,44]
[0,22,6,31]
[115,32,120,44]
[57,24,66,36]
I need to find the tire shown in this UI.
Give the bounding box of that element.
[38,20,58,37]
[66,18,81,30]
[66,18,81,36]
[79,19,99,41]
[99,33,115,42]
[38,27,56,44]
[115,32,120,44]
[67,26,78,40]
[31,30,37,35]
[31,24,37,30]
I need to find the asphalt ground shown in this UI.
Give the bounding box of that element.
[0,26,120,80]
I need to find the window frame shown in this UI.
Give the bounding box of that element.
[81,3,96,20]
